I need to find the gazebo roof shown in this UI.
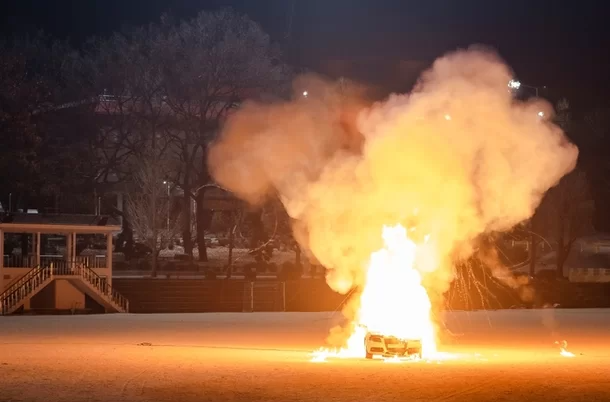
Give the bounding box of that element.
[0,214,121,234]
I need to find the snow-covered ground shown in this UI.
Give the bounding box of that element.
[158,246,298,265]
[1,310,610,401]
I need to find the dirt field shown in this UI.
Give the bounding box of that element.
[1,310,609,401]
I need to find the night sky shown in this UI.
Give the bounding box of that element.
[2,0,610,112]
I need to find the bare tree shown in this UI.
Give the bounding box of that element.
[536,170,593,277]
[0,33,89,210]
[159,9,289,261]
[82,25,180,258]
[84,25,175,197]
[126,151,181,277]
[584,108,610,229]
[81,11,288,263]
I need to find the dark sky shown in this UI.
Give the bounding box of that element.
[2,0,610,111]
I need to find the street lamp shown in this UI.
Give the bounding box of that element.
[508,79,545,98]
[508,79,521,90]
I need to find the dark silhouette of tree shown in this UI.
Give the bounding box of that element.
[159,9,289,260]
[82,10,289,263]
[535,170,593,277]
[0,33,91,212]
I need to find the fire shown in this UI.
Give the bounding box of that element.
[556,340,575,358]
[312,224,437,361]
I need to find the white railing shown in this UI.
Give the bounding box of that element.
[3,254,37,268]
[49,262,129,313]
[3,255,107,269]
[0,261,128,315]
[0,266,51,315]
[75,255,107,269]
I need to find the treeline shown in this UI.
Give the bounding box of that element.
[0,10,292,271]
[2,9,610,278]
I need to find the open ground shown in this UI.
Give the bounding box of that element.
[1,309,610,402]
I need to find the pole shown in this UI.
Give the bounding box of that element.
[166,182,170,230]
[250,281,254,312]
[0,229,5,294]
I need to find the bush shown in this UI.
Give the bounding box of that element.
[204,269,218,280]
[279,262,302,281]
[137,258,151,271]
[536,269,564,281]
[243,263,257,281]
[165,261,176,271]
[113,261,129,271]
[256,263,267,273]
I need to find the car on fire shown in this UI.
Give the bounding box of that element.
[364,332,423,359]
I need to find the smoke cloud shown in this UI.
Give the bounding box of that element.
[209,47,578,325]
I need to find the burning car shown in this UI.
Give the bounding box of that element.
[364,332,423,359]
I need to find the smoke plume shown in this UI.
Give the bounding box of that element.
[209,47,578,324]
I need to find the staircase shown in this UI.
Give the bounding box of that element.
[1,262,129,315]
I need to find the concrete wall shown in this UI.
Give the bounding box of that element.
[55,280,85,310]
[2,268,32,290]
[113,278,610,313]
[30,282,56,310]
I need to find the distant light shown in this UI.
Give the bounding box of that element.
[302,91,308,97]
[444,114,451,121]
[163,180,168,184]
[537,111,545,118]
[508,79,521,90]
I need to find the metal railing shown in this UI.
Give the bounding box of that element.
[52,262,129,313]
[0,265,51,315]
[0,261,129,315]
[3,255,37,268]
[75,255,107,269]
[3,255,107,269]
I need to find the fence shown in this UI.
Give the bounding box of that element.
[112,277,610,313]
[242,282,286,312]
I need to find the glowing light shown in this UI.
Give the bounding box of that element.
[311,224,440,362]
[444,114,451,121]
[537,111,545,118]
[302,91,308,97]
[508,79,521,89]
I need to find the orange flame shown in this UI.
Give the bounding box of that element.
[556,340,575,358]
[311,224,438,361]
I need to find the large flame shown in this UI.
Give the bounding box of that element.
[312,224,437,361]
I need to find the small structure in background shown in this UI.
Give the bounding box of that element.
[0,213,128,315]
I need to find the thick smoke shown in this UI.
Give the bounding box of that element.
[209,47,578,323]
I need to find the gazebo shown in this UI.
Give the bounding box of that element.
[0,213,128,315]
